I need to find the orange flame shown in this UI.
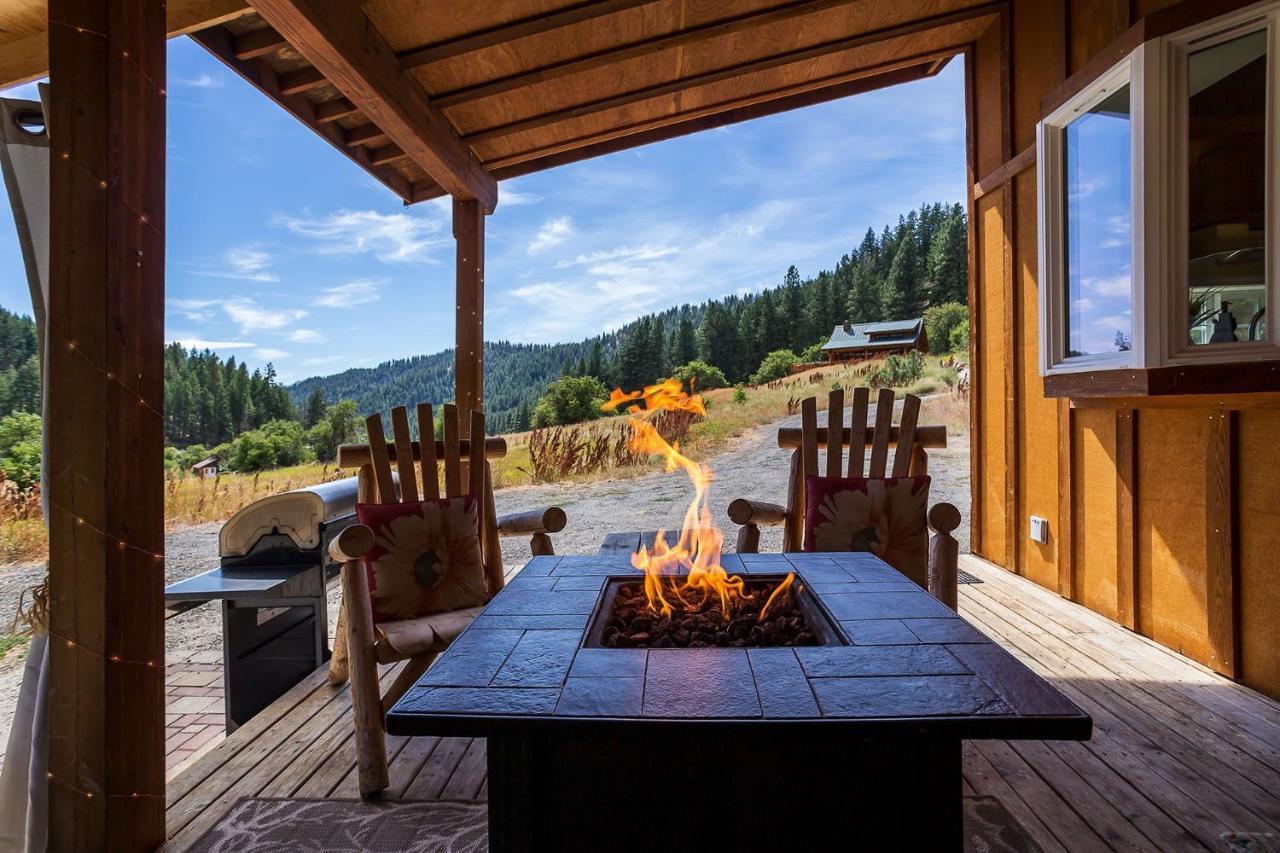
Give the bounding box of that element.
[605,378,793,619]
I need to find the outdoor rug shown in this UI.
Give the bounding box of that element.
[187,795,1039,852]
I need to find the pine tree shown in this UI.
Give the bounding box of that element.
[927,207,969,305]
[302,388,327,428]
[650,315,668,380]
[882,227,924,319]
[669,314,696,368]
[585,339,604,379]
[697,301,744,382]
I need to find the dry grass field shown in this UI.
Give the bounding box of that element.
[0,355,965,566]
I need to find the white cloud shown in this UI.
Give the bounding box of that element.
[278,209,448,263]
[314,278,385,308]
[1095,314,1130,329]
[302,355,348,367]
[555,245,677,268]
[1083,274,1130,297]
[167,336,256,350]
[168,298,219,321]
[1071,297,1096,311]
[253,347,290,360]
[288,329,326,343]
[499,186,542,207]
[191,245,279,282]
[175,72,223,89]
[224,298,307,333]
[528,216,574,255]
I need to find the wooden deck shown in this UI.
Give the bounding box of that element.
[162,556,1280,852]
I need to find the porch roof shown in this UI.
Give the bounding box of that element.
[0,1,999,208]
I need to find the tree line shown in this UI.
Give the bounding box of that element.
[295,201,968,432]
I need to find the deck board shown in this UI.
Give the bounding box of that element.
[162,555,1280,852]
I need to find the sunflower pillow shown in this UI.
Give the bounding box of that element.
[355,497,489,623]
[803,475,931,587]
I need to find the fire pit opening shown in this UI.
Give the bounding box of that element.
[585,574,844,649]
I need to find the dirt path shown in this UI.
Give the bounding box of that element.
[0,404,970,751]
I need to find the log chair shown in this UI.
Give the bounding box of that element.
[726,387,961,608]
[326,403,567,797]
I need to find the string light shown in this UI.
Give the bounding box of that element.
[45,499,165,561]
[46,770,163,802]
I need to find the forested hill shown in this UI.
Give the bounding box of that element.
[291,200,968,434]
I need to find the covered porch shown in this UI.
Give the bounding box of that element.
[4,0,1279,849]
[162,556,1280,851]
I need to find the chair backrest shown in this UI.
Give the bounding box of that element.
[338,403,505,596]
[778,387,944,550]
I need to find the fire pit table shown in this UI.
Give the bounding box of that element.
[386,550,1091,851]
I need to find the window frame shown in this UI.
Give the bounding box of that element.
[1161,6,1280,365]
[1037,1,1280,379]
[1037,48,1147,375]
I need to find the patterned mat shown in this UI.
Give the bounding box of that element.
[188,794,1039,852]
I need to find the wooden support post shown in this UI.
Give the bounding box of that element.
[1115,409,1138,630]
[47,1,167,848]
[1205,409,1239,677]
[454,198,485,420]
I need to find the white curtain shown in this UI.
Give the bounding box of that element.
[0,90,51,853]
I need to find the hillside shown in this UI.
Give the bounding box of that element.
[290,200,967,432]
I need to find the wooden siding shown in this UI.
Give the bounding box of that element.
[161,557,1280,852]
[967,0,1280,700]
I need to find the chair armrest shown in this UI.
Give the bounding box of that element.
[927,503,962,611]
[496,506,567,537]
[329,523,375,563]
[727,498,788,527]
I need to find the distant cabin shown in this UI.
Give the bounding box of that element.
[191,455,220,479]
[820,318,927,363]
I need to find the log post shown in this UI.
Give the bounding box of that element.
[47,1,167,848]
[928,503,962,610]
[454,198,485,419]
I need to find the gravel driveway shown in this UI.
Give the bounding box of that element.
[0,402,970,751]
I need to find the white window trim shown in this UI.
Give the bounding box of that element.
[1037,50,1145,375]
[1037,0,1280,378]
[1161,4,1280,365]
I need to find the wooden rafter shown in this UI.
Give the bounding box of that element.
[234,26,287,59]
[486,55,950,173]
[430,0,866,109]
[278,65,328,96]
[192,26,413,201]
[398,0,662,69]
[315,98,359,123]
[0,0,251,87]
[344,123,389,148]
[250,0,497,210]
[460,4,1000,145]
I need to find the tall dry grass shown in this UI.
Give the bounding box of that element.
[0,477,45,565]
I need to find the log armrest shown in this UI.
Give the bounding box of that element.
[496,506,567,556]
[329,524,375,564]
[726,498,789,553]
[927,502,962,611]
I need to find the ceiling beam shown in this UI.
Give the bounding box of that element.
[399,0,662,69]
[278,65,328,95]
[431,0,861,109]
[486,54,953,173]
[234,26,289,60]
[461,4,997,146]
[315,98,360,123]
[249,0,497,210]
[0,0,252,87]
[408,57,948,203]
[191,26,413,201]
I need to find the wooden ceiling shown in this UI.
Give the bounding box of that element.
[3,1,1002,208]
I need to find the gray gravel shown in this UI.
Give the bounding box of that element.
[0,404,970,752]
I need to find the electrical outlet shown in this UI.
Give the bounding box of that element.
[1029,515,1049,544]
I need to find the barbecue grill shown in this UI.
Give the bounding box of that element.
[164,476,367,731]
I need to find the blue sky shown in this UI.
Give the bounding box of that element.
[0,38,965,383]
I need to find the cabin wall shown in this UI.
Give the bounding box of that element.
[967,0,1280,699]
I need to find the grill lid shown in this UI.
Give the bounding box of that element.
[219,476,359,557]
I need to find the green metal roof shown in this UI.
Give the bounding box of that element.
[821,318,923,351]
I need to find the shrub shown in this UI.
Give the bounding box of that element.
[949,318,970,353]
[0,412,41,490]
[798,342,826,363]
[923,302,968,355]
[228,419,310,472]
[672,360,728,391]
[531,375,609,427]
[307,400,362,462]
[867,351,925,389]
[750,349,799,384]
[733,384,748,405]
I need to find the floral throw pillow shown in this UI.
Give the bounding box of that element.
[355,497,489,623]
[803,475,931,587]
